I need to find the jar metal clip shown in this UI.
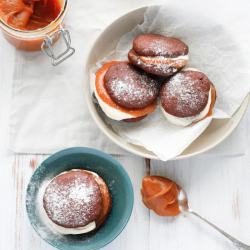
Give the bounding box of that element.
[41,24,75,66]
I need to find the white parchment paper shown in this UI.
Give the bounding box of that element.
[90,2,250,161]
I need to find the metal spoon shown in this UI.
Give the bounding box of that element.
[178,187,250,250]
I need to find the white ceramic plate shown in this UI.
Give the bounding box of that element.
[83,6,250,160]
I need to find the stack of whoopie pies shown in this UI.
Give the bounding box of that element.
[95,34,216,126]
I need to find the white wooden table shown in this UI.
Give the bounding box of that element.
[1,4,250,250]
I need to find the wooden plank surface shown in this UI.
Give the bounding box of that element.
[1,5,250,250]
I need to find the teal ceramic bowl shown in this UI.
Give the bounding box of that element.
[26,147,134,250]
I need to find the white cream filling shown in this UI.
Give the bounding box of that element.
[161,87,212,126]
[41,169,99,235]
[157,54,189,61]
[94,83,134,120]
[139,54,189,61]
[182,67,199,72]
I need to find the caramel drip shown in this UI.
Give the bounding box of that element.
[205,84,216,118]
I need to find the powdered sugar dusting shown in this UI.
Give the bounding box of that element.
[105,62,159,108]
[162,72,210,117]
[110,74,157,103]
[134,34,188,58]
[26,168,65,241]
[68,180,92,203]
[148,39,181,57]
[43,171,102,228]
[140,39,174,56]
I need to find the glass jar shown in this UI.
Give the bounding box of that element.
[0,0,74,65]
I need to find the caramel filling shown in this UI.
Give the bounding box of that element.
[95,61,158,118]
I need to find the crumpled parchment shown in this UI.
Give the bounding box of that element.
[90,1,250,161]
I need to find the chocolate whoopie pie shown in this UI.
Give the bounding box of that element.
[95,61,160,123]
[104,62,159,109]
[160,70,216,126]
[128,34,189,77]
[43,170,112,234]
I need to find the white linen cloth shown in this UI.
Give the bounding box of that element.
[8,0,151,155]
[8,0,249,157]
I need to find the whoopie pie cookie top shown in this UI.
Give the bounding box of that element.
[133,34,188,58]
[104,62,160,109]
[161,71,213,117]
[43,170,103,228]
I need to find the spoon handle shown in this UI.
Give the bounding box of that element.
[189,208,250,250]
